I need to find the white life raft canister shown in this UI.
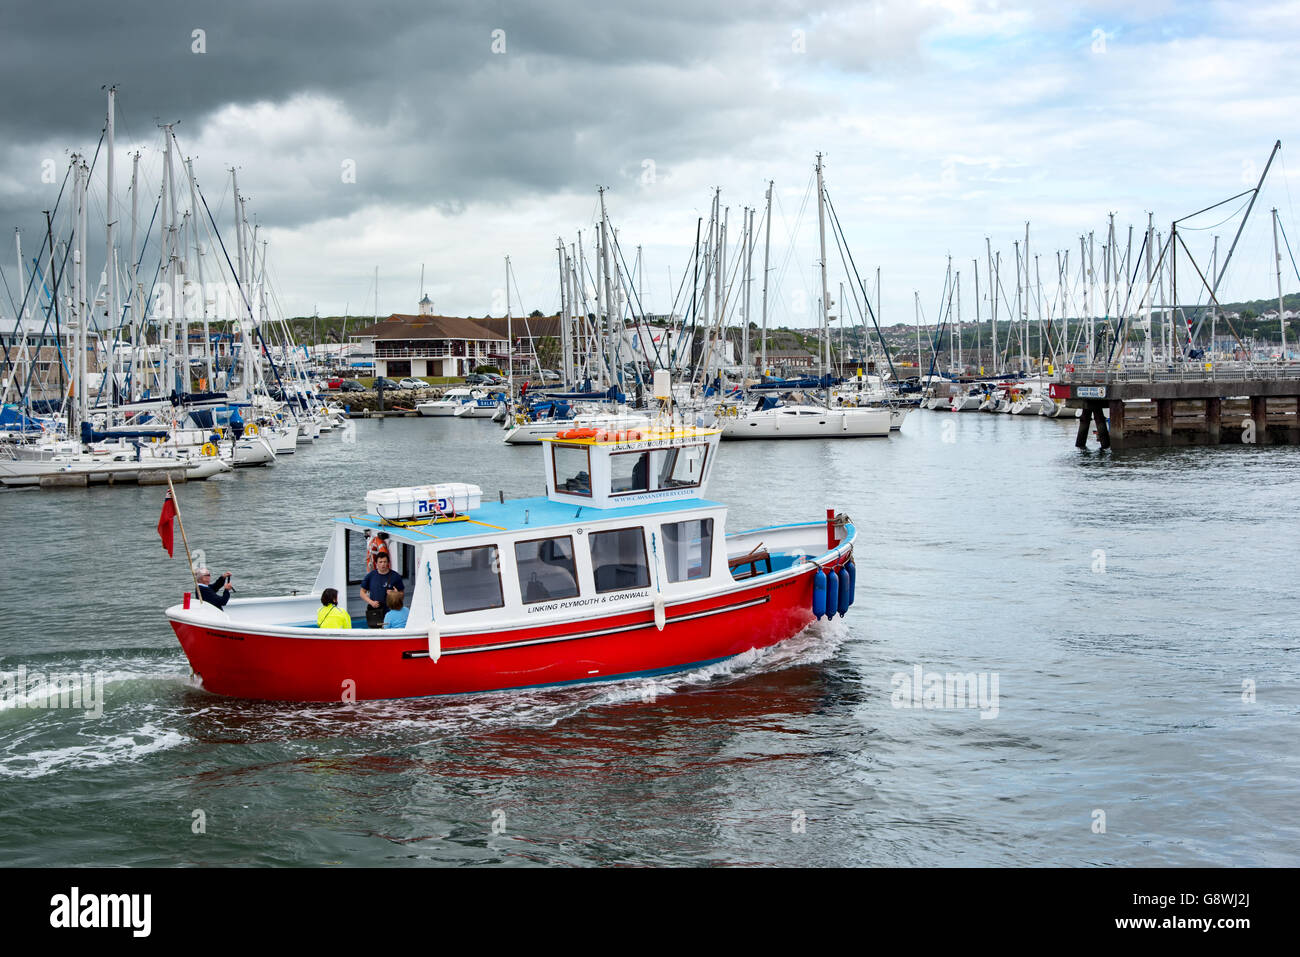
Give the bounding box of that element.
[365,483,483,520]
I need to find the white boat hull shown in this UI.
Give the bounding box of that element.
[721,406,891,439]
[453,403,500,419]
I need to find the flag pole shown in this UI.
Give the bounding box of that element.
[166,474,203,601]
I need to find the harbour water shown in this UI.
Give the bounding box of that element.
[1,414,1297,866]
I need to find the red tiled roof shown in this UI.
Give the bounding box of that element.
[349,314,507,341]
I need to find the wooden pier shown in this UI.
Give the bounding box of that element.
[1053,364,1300,450]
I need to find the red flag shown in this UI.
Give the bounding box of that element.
[157,492,177,557]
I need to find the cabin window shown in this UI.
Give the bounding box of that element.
[437,545,504,614]
[589,528,650,593]
[396,542,415,584]
[610,450,650,495]
[662,518,714,582]
[346,529,368,585]
[514,536,580,604]
[658,444,708,489]
[553,444,592,496]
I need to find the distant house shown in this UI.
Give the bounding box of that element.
[348,314,507,378]
[758,349,818,372]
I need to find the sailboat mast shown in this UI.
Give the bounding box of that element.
[815,153,830,391]
[556,240,569,382]
[760,180,773,377]
[742,207,752,384]
[75,157,89,429]
[505,255,513,392]
[599,187,617,387]
[186,158,212,387]
[104,88,118,418]
[955,265,962,371]
[1274,208,1287,360]
[1144,213,1154,368]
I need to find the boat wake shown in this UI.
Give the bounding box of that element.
[0,622,853,771]
[0,650,195,779]
[0,720,188,780]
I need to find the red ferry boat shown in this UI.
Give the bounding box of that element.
[166,423,857,701]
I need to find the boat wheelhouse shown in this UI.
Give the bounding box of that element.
[166,422,857,701]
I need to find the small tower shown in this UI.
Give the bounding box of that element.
[418,294,434,316]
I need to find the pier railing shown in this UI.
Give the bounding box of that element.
[1057,361,1300,385]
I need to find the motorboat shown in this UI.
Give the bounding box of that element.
[416,387,482,417]
[164,421,858,700]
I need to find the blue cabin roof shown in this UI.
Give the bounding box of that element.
[336,494,723,545]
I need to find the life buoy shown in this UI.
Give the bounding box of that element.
[201,442,218,457]
[558,428,597,440]
[245,423,259,436]
[593,429,609,442]
[626,429,641,440]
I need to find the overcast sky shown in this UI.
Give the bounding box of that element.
[1,0,1297,328]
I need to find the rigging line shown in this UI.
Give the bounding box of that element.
[192,165,294,405]
[770,172,814,327]
[1105,232,1152,364]
[0,259,18,318]
[1281,153,1299,248]
[1174,229,1248,354]
[508,259,545,379]
[1277,218,1300,288]
[1177,194,1252,231]
[10,163,75,330]
[822,187,897,380]
[609,227,661,372]
[1173,187,1256,224]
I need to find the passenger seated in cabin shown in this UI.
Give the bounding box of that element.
[564,471,590,493]
[382,589,409,629]
[317,588,351,629]
[196,567,235,609]
[361,552,404,628]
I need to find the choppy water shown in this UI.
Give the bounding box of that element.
[1,412,1297,866]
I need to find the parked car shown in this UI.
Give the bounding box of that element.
[539,369,561,382]
[398,377,426,389]
[481,373,506,385]
[338,380,366,393]
[465,373,489,385]
[324,377,343,390]
[372,377,401,391]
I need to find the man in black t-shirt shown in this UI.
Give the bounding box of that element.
[360,552,404,628]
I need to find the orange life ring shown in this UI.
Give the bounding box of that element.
[558,427,598,440]
[593,429,609,442]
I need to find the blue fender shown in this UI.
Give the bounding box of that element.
[825,565,839,619]
[812,568,827,619]
[837,567,851,616]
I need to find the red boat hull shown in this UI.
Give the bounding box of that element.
[170,561,844,702]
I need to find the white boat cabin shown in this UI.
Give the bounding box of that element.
[294,424,775,632]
